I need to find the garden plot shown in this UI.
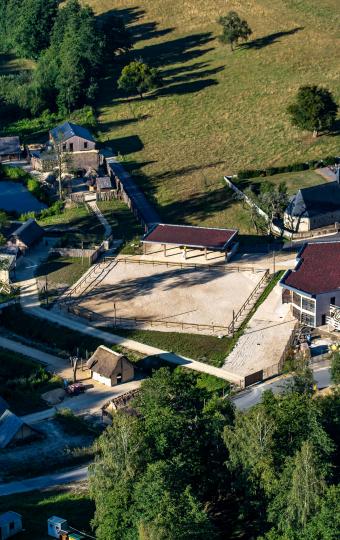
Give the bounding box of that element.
[75,260,266,335]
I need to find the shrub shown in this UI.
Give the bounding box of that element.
[19,211,36,221]
[39,200,64,219]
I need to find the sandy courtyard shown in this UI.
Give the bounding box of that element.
[76,261,265,335]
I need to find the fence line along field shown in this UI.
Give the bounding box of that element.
[69,260,266,335]
[88,0,339,230]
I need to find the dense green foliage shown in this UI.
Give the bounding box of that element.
[90,368,340,539]
[218,11,252,51]
[0,347,62,414]
[331,350,340,385]
[0,0,132,116]
[287,85,338,137]
[118,60,163,98]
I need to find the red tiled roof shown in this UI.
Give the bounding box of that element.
[282,242,340,295]
[142,224,238,250]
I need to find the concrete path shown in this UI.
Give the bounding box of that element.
[87,200,112,238]
[22,378,142,424]
[0,465,88,497]
[0,336,67,373]
[223,284,296,379]
[232,362,331,410]
[316,166,337,182]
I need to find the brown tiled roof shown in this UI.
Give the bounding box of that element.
[281,242,340,295]
[142,224,238,250]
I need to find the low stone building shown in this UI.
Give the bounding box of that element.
[0,410,39,449]
[280,241,340,327]
[0,137,20,162]
[284,170,340,232]
[87,346,135,387]
[6,219,44,254]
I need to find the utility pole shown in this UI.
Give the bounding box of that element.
[45,275,49,306]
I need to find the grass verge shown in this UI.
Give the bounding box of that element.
[0,347,62,415]
[0,486,94,540]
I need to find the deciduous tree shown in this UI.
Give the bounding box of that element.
[287,85,338,137]
[118,60,163,98]
[218,11,252,51]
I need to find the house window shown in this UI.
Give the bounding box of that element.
[300,311,315,327]
[292,292,301,307]
[62,144,66,152]
[301,297,315,313]
[331,297,336,306]
[69,143,74,152]
[9,522,15,530]
[84,141,88,149]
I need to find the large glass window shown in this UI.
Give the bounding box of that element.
[301,297,315,313]
[292,292,301,306]
[300,311,315,327]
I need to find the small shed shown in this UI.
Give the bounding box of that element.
[0,410,38,449]
[7,219,44,254]
[95,177,112,192]
[0,137,20,162]
[0,398,9,417]
[87,345,134,387]
[0,512,22,540]
[47,517,68,539]
[0,254,16,285]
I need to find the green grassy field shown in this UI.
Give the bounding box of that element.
[88,0,339,231]
[0,487,94,540]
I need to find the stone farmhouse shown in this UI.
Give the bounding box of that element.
[30,122,99,173]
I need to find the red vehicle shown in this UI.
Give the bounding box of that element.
[66,383,86,396]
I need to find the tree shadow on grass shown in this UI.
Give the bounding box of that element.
[240,27,304,50]
[159,185,237,224]
[97,7,175,44]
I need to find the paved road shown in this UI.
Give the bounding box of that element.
[0,335,67,373]
[0,466,88,497]
[22,378,142,424]
[232,363,331,410]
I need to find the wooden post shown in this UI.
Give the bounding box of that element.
[204,247,207,260]
[164,243,167,257]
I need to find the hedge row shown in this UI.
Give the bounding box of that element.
[238,155,339,180]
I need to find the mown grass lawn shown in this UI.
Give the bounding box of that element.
[115,327,231,367]
[88,0,339,231]
[235,169,326,195]
[0,487,94,540]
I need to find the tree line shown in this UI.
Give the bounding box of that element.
[0,0,133,116]
[89,366,340,540]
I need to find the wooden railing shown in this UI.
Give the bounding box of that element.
[228,269,270,335]
[105,256,264,274]
[68,304,230,334]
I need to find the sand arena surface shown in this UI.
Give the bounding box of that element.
[76,260,266,334]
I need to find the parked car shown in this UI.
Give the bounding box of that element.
[66,383,86,396]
